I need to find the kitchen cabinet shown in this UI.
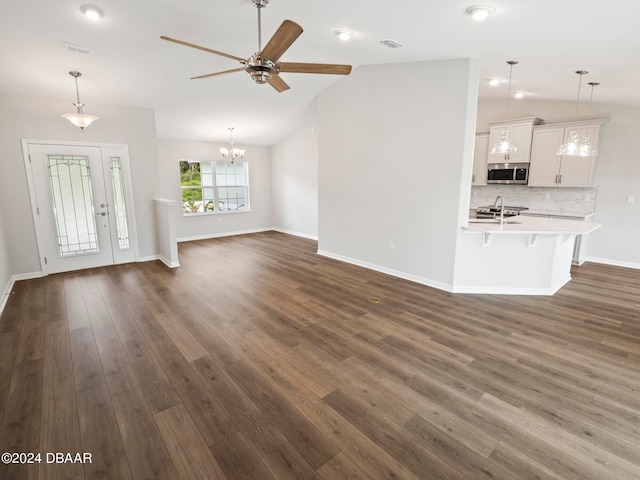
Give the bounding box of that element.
[487,117,543,163]
[528,121,604,187]
[472,133,489,185]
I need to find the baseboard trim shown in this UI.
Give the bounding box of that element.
[451,275,571,296]
[584,256,640,270]
[271,228,318,241]
[177,228,272,243]
[1,271,43,315]
[316,249,454,293]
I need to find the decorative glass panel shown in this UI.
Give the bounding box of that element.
[110,157,130,249]
[47,155,99,256]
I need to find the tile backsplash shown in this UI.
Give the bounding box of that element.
[470,185,597,216]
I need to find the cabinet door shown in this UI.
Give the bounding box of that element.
[472,134,489,185]
[508,123,535,163]
[558,124,600,187]
[488,122,534,163]
[528,127,563,186]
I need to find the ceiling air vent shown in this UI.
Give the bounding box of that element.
[64,42,90,55]
[379,39,404,49]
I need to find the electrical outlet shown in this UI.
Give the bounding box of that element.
[627,195,635,204]
[544,193,551,200]
[389,241,395,251]
[584,194,590,201]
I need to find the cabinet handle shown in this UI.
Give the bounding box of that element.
[558,174,562,184]
[472,174,475,182]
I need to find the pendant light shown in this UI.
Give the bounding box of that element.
[556,70,598,157]
[61,71,99,130]
[220,127,245,163]
[490,60,518,156]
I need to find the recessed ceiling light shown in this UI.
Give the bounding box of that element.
[465,5,496,21]
[335,29,353,41]
[80,5,104,20]
[488,78,500,86]
[514,92,525,99]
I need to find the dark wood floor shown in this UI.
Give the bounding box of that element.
[1,231,640,479]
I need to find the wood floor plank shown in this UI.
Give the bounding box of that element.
[94,328,139,395]
[316,452,369,480]
[225,359,340,470]
[43,320,72,376]
[111,386,179,480]
[210,431,279,480]
[121,337,181,414]
[76,382,133,480]
[0,358,43,480]
[39,369,83,480]
[154,404,227,480]
[69,326,105,392]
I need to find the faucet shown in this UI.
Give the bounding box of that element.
[493,195,505,225]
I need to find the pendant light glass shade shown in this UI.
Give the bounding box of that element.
[490,61,518,155]
[62,71,98,130]
[557,71,598,157]
[220,127,245,163]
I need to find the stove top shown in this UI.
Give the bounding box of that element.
[475,206,528,218]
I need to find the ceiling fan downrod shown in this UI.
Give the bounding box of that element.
[252,0,269,52]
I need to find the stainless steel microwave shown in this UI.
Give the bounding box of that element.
[487,162,529,185]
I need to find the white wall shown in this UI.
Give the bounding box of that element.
[477,99,640,268]
[317,59,479,288]
[156,139,272,241]
[270,118,319,239]
[0,207,11,310]
[0,91,160,276]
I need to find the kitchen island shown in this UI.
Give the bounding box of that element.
[453,215,601,295]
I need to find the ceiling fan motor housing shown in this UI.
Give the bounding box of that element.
[246,54,277,84]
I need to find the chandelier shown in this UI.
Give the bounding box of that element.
[61,71,99,130]
[220,127,245,163]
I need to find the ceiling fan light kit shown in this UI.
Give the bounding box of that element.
[161,0,352,93]
[61,71,98,130]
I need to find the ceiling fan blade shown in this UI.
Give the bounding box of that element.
[268,74,290,93]
[279,62,352,75]
[260,20,303,62]
[160,35,245,62]
[190,68,245,80]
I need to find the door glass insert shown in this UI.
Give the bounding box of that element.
[47,155,99,256]
[110,156,130,249]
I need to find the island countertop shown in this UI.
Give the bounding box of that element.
[463,215,601,235]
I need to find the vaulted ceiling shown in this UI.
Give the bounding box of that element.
[1,0,638,145]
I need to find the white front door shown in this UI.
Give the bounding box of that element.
[24,142,137,275]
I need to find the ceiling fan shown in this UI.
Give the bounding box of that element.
[161,0,352,93]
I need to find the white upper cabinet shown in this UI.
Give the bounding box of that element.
[487,117,543,163]
[528,121,603,187]
[472,133,489,185]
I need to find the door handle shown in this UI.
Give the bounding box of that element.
[96,212,107,216]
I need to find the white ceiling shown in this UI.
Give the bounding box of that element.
[1,0,639,146]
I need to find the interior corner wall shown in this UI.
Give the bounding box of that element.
[0,91,159,276]
[317,59,479,288]
[156,139,272,241]
[270,118,319,239]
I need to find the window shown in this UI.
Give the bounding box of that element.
[179,160,249,214]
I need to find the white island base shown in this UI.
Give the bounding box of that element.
[454,216,601,295]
